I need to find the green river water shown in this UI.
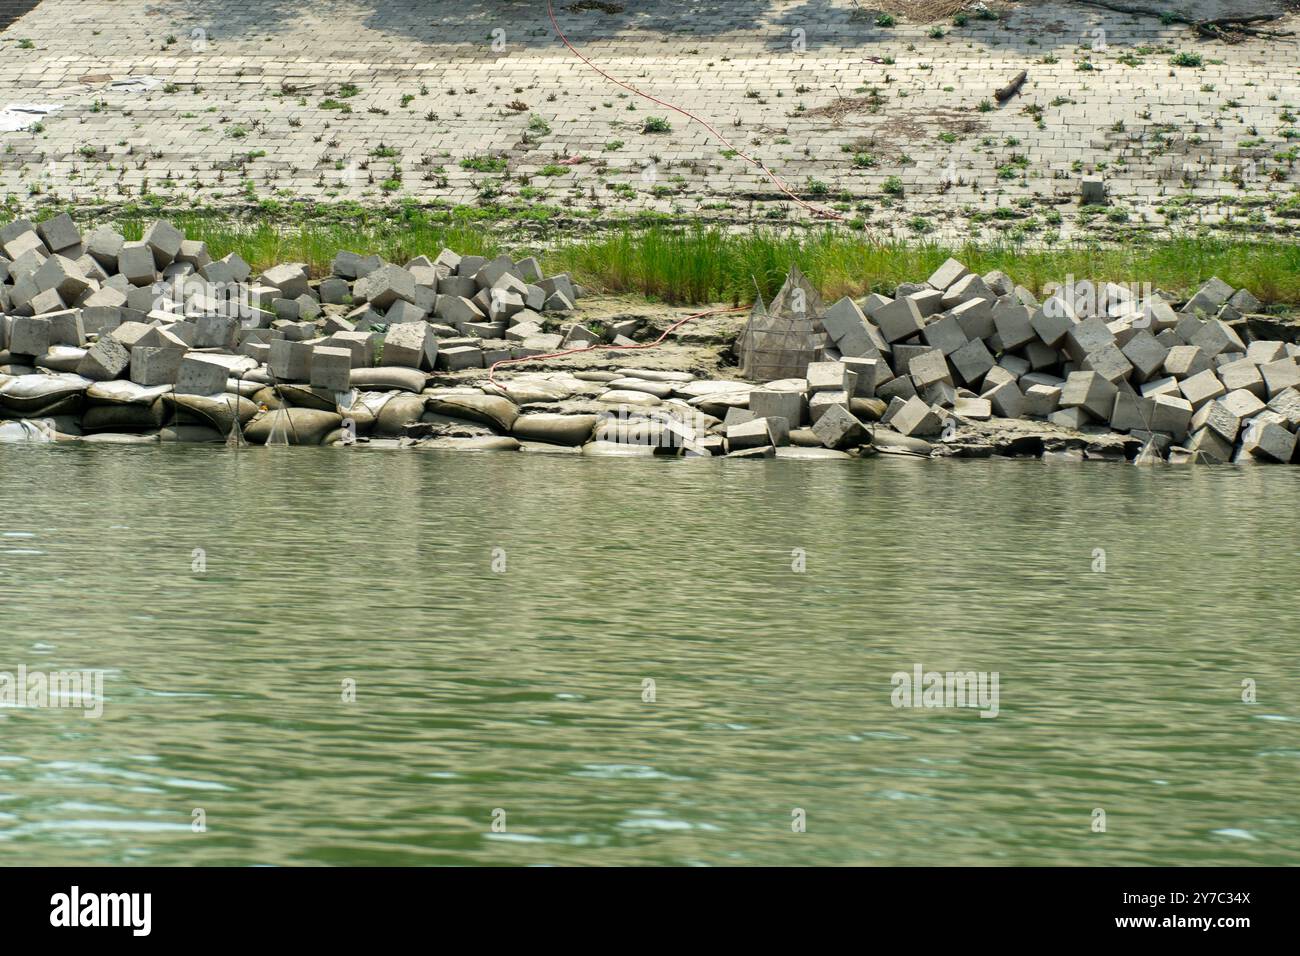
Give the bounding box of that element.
[1,444,1298,865]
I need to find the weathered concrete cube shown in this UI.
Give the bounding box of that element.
[954,396,991,420]
[383,321,439,370]
[261,262,311,300]
[1149,393,1193,441]
[840,357,881,397]
[908,349,952,390]
[1163,344,1211,380]
[1218,358,1266,399]
[947,296,994,341]
[1178,369,1226,409]
[1189,318,1245,358]
[117,243,157,286]
[1060,370,1119,421]
[890,396,945,436]
[948,337,995,387]
[1183,276,1234,317]
[873,297,925,343]
[269,338,313,382]
[807,361,856,393]
[921,313,968,356]
[1029,294,1078,347]
[195,314,239,350]
[1191,399,1241,442]
[130,346,184,386]
[142,220,184,267]
[992,301,1035,349]
[927,257,969,292]
[176,353,229,396]
[1247,420,1297,463]
[1064,317,1116,363]
[811,403,865,449]
[437,345,484,370]
[1022,383,1061,418]
[8,315,50,356]
[76,336,130,381]
[822,296,868,345]
[749,388,806,426]
[35,212,81,252]
[1259,359,1300,398]
[983,379,1024,419]
[808,390,850,424]
[1186,426,1234,463]
[1080,342,1134,385]
[309,346,353,392]
[1120,330,1169,382]
[1110,389,1157,432]
[1220,388,1265,421]
[941,273,994,310]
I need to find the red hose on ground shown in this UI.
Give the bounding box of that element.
[544,0,846,222]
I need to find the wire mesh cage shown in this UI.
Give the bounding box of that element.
[738,266,828,382]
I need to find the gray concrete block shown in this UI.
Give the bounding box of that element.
[1218,357,1266,399]
[949,296,994,340]
[807,361,857,393]
[890,396,944,436]
[1259,359,1300,397]
[811,403,864,449]
[808,390,850,424]
[873,296,925,343]
[1178,368,1226,409]
[1189,318,1246,358]
[130,346,184,386]
[1149,393,1193,440]
[1163,344,1211,379]
[76,335,130,381]
[117,243,157,286]
[1120,330,1169,382]
[921,313,968,356]
[269,338,313,381]
[749,387,806,426]
[310,346,353,391]
[1059,370,1118,421]
[1080,342,1134,385]
[436,344,484,370]
[262,262,311,300]
[8,315,50,356]
[176,353,229,396]
[927,257,969,292]
[992,300,1035,350]
[36,213,81,253]
[383,321,438,369]
[142,220,184,267]
[908,348,952,390]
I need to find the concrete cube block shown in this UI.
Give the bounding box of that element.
[983,379,1024,419]
[1220,388,1265,421]
[1080,342,1134,385]
[840,357,880,397]
[908,349,952,390]
[1178,369,1226,409]
[1060,371,1118,421]
[1218,357,1266,399]
[750,388,806,426]
[36,213,81,253]
[992,301,1035,350]
[921,313,968,356]
[1030,294,1078,347]
[1163,344,1211,380]
[437,345,484,370]
[948,297,994,341]
[142,220,184,267]
[927,257,969,292]
[1064,317,1116,363]
[1260,359,1300,397]
[1183,276,1234,316]
[1110,389,1156,432]
[890,396,944,436]
[1149,393,1193,441]
[1189,319,1245,358]
[807,361,856,393]
[811,403,865,449]
[117,244,157,286]
[948,338,995,388]
[1186,426,1234,463]
[262,262,311,300]
[130,346,184,386]
[309,346,353,392]
[383,321,439,370]
[808,390,850,424]
[873,297,925,343]
[1023,383,1061,418]
[1247,420,1297,463]
[1191,399,1241,442]
[1120,330,1169,382]
[76,336,130,381]
[269,338,313,382]
[8,316,50,356]
[195,314,239,350]
[176,353,229,396]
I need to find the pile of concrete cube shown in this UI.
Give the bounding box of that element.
[809,258,1300,464]
[0,214,597,401]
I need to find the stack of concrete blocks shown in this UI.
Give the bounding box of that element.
[815,256,1300,462]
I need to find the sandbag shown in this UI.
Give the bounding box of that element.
[374,394,429,436]
[350,366,426,393]
[512,413,599,446]
[244,407,342,445]
[424,392,518,432]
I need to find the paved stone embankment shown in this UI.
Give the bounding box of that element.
[0,1,1297,240]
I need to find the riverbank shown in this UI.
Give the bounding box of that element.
[1,213,1298,463]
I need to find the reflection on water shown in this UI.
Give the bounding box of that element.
[1,444,1298,865]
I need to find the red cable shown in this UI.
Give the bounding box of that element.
[486,304,747,385]
[544,0,846,222]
